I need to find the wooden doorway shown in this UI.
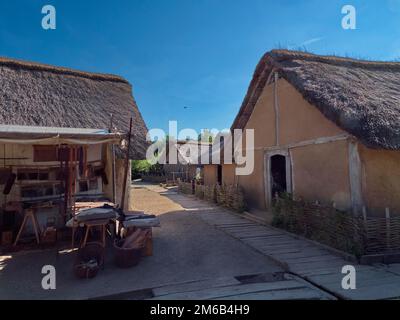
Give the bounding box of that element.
[265,150,292,206]
[270,155,287,198]
[217,165,222,185]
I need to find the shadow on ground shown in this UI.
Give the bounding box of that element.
[0,186,282,299]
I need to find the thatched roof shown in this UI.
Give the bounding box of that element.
[0,57,148,159]
[232,50,400,150]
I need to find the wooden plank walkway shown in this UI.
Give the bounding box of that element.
[164,191,400,300]
[152,277,242,297]
[151,276,332,300]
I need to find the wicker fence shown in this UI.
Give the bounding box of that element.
[178,182,246,213]
[364,216,400,254]
[177,182,193,195]
[272,195,400,257]
[215,184,246,212]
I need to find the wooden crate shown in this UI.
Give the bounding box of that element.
[122,226,153,257]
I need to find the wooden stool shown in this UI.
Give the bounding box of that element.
[71,225,80,249]
[14,209,41,246]
[81,219,109,248]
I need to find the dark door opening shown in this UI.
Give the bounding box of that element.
[270,155,287,199]
[217,165,222,185]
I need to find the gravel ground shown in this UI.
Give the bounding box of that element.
[130,184,182,214]
[0,184,283,300]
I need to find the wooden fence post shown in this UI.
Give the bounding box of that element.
[386,208,391,250]
[362,206,367,223]
[360,206,368,254]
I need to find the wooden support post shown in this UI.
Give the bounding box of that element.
[362,206,367,223]
[121,117,133,211]
[273,72,280,146]
[348,141,363,216]
[109,113,117,204]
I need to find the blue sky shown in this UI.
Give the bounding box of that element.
[1,0,400,136]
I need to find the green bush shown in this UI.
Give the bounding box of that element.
[131,160,165,179]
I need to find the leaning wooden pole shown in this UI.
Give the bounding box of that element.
[120,117,133,212]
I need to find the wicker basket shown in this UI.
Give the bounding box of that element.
[73,243,104,279]
[113,239,142,268]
